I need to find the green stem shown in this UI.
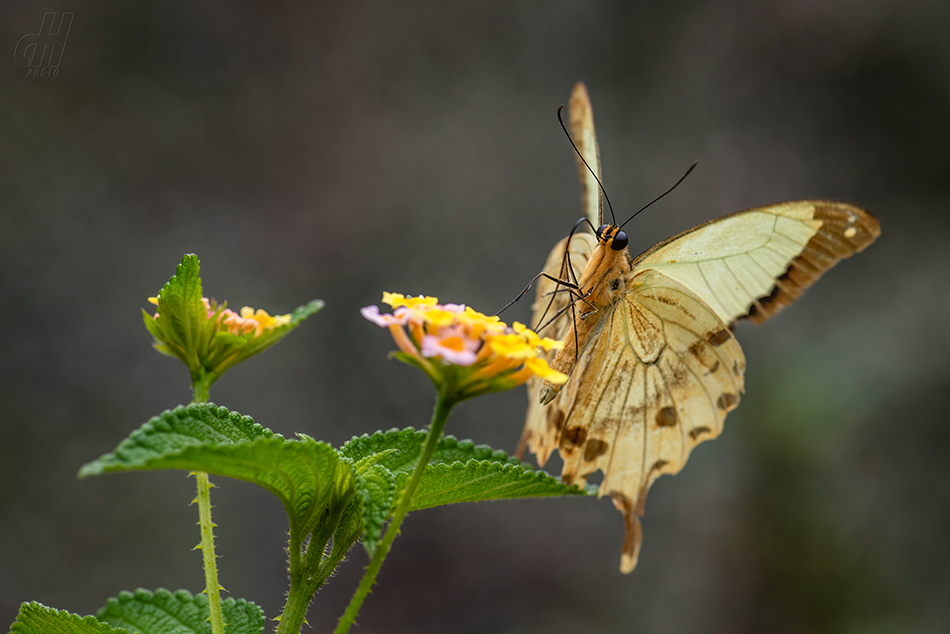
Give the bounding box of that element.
[333,390,456,634]
[192,372,211,405]
[275,539,312,634]
[195,471,225,634]
[275,522,335,634]
[191,379,225,634]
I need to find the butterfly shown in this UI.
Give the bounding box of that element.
[517,82,881,573]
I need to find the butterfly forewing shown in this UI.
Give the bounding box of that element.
[554,270,745,572]
[568,82,603,227]
[634,200,881,325]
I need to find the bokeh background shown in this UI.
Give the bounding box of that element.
[3,2,949,633]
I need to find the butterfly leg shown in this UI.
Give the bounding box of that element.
[496,271,583,317]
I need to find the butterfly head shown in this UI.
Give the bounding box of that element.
[596,224,628,251]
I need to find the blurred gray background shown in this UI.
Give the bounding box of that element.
[2,2,949,633]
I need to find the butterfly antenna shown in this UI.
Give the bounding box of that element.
[557,105,617,225]
[618,161,698,230]
[563,217,594,287]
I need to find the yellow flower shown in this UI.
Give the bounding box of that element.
[217,306,292,336]
[362,293,566,402]
[382,292,438,310]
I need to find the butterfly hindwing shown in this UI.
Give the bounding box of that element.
[519,232,596,464]
[555,269,746,572]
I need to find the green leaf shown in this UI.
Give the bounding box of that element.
[9,602,127,634]
[97,588,264,634]
[141,310,173,357]
[340,427,523,474]
[341,428,590,512]
[352,464,395,556]
[79,404,275,478]
[406,460,589,511]
[80,404,353,538]
[329,496,364,563]
[151,254,206,369]
[241,300,325,358]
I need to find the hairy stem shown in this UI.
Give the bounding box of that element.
[195,471,225,634]
[191,379,224,634]
[275,518,339,634]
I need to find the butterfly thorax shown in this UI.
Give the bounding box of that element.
[577,225,632,316]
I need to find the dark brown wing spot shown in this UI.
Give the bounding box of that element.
[584,438,610,461]
[650,459,669,474]
[707,329,731,346]
[655,407,677,427]
[717,393,739,410]
[689,426,712,441]
[547,408,565,433]
[688,340,706,358]
[563,426,587,446]
[732,360,742,377]
[706,360,720,375]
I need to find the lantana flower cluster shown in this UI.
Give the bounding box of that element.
[142,253,323,400]
[362,292,567,401]
[149,297,291,337]
[144,292,295,387]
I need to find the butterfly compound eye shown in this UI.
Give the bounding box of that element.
[596,224,610,240]
[611,230,628,251]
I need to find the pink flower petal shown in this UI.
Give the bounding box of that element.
[421,332,479,366]
[361,305,408,327]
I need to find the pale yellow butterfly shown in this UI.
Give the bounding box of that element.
[519,82,881,573]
